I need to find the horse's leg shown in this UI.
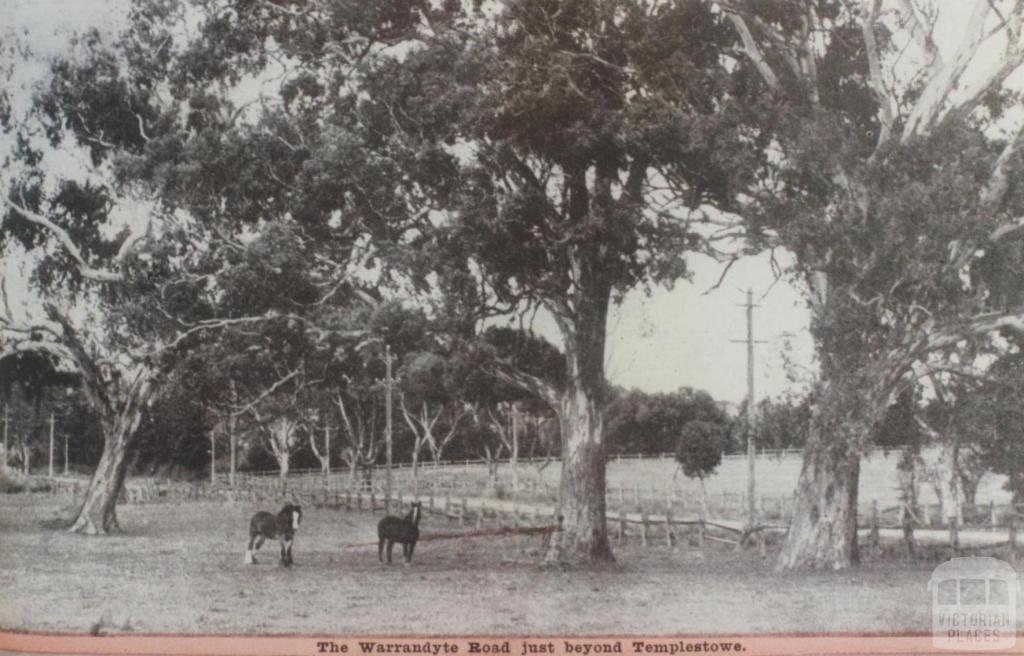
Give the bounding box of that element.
[245,533,257,564]
[254,535,265,551]
[378,538,385,563]
[386,540,395,564]
[284,539,293,566]
[407,540,416,564]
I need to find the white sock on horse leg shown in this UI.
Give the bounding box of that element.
[244,549,254,564]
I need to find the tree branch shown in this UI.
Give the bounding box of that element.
[486,360,560,410]
[862,0,894,156]
[2,195,122,283]
[229,368,301,418]
[902,0,994,140]
[719,7,782,93]
[896,0,944,73]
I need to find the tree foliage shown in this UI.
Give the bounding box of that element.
[606,387,733,455]
[715,0,1024,569]
[675,420,726,482]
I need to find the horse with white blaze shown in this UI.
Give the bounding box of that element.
[245,503,302,566]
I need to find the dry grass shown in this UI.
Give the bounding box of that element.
[0,495,999,636]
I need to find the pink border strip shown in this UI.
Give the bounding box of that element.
[2,633,1023,656]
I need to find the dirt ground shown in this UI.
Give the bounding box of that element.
[0,495,996,636]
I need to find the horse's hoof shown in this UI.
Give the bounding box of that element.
[244,551,255,564]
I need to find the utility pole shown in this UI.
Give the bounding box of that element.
[64,431,69,476]
[48,412,55,478]
[384,343,394,514]
[732,288,764,532]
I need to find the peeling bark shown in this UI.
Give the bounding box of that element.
[69,369,156,535]
[544,272,614,564]
[777,421,861,570]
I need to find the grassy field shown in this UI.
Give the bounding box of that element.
[409,449,1012,518]
[0,494,1013,636]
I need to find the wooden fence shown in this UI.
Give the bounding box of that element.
[24,473,1020,557]
[226,448,807,481]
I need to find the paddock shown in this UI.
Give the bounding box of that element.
[0,494,1007,636]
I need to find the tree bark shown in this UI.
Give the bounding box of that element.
[777,407,862,570]
[69,410,142,534]
[511,403,520,492]
[544,283,614,564]
[266,416,296,479]
[68,368,155,535]
[411,444,420,494]
[347,454,359,491]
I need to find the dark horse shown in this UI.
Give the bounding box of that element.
[377,502,422,565]
[245,503,302,566]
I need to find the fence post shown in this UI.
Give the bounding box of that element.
[617,512,626,543]
[869,499,880,552]
[370,490,377,513]
[949,515,960,558]
[640,509,649,547]
[460,498,468,527]
[1009,515,1018,561]
[664,512,674,550]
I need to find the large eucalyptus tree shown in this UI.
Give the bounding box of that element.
[351,0,760,563]
[0,3,371,533]
[715,0,1024,569]
[108,0,763,564]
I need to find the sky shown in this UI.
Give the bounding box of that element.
[6,0,1012,407]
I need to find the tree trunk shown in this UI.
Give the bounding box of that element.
[511,404,520,492]
[543,267,614,565]
[267,417,295,479]
[945,440,964,526]
[777,417,861,570]
[348,456,359,491]
[20,439,30,476]
[545,381,613,563]
[411,445,420,495]
[69,406,145,535]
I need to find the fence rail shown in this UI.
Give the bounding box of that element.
[10,472,1024,556]
[228,448,810,481]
